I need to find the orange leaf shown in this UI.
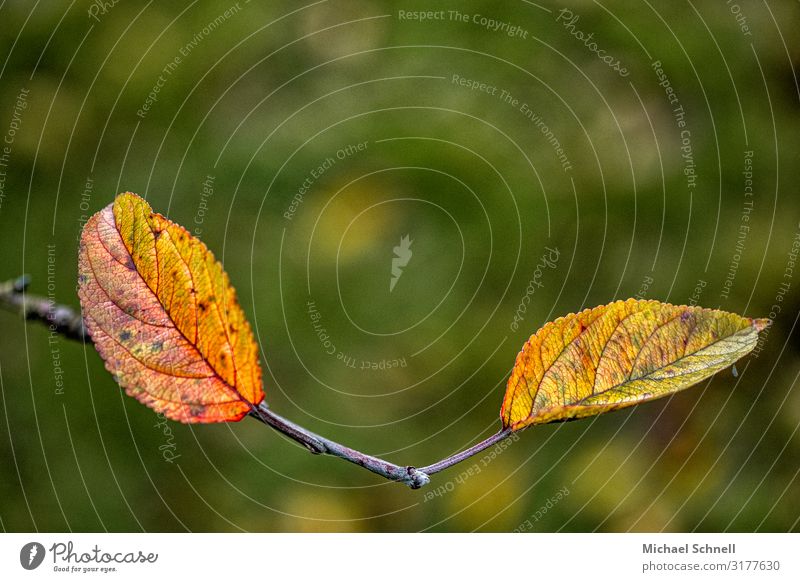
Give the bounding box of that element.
[78,192,263,423]
[501,299,769,431]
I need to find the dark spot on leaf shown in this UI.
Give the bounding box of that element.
[78,274,88,284]
[120,330,132,341]
[153,229,162,241]
[125,257,136,270]
[229,325,236,333]
[151,341,163,352]
[178,394,205,416]
[198,302,208,312]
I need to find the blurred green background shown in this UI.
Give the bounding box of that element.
[1,1,799,532]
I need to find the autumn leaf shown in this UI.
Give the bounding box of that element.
[78,192,263,423]
[501,299,769,431]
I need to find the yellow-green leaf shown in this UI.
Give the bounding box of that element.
[501,299,769,431]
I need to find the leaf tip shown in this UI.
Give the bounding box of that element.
[115,191,142,201]
[751,318,771,332]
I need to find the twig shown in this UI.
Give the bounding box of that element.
[249,402,430,488]
[1,275,513,489]
[0,275,87,341]
[418,429,513,475]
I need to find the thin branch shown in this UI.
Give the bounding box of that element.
[418,429,513,475]
[1,275,514,489]
[0,275,87,341]
[249,402,430,489]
